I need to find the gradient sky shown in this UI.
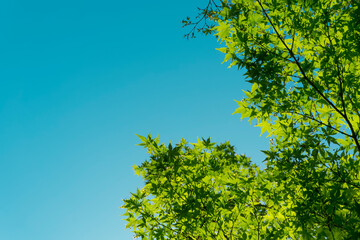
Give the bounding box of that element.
[0,0,269,239]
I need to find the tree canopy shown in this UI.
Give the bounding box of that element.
[123,0,360,239]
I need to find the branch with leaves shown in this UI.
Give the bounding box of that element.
[124,1,360,239]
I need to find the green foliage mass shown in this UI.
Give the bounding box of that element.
[123,0,360,239]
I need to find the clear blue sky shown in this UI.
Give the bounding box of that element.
[0,0,268,239]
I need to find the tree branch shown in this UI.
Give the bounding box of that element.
[256,0,346,123]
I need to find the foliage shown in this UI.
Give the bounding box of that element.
[123,135,296,239]
[123,0,360,239]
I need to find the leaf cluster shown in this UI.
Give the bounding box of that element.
[123,135,297,239]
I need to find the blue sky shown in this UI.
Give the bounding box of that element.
[0,0,268,239]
